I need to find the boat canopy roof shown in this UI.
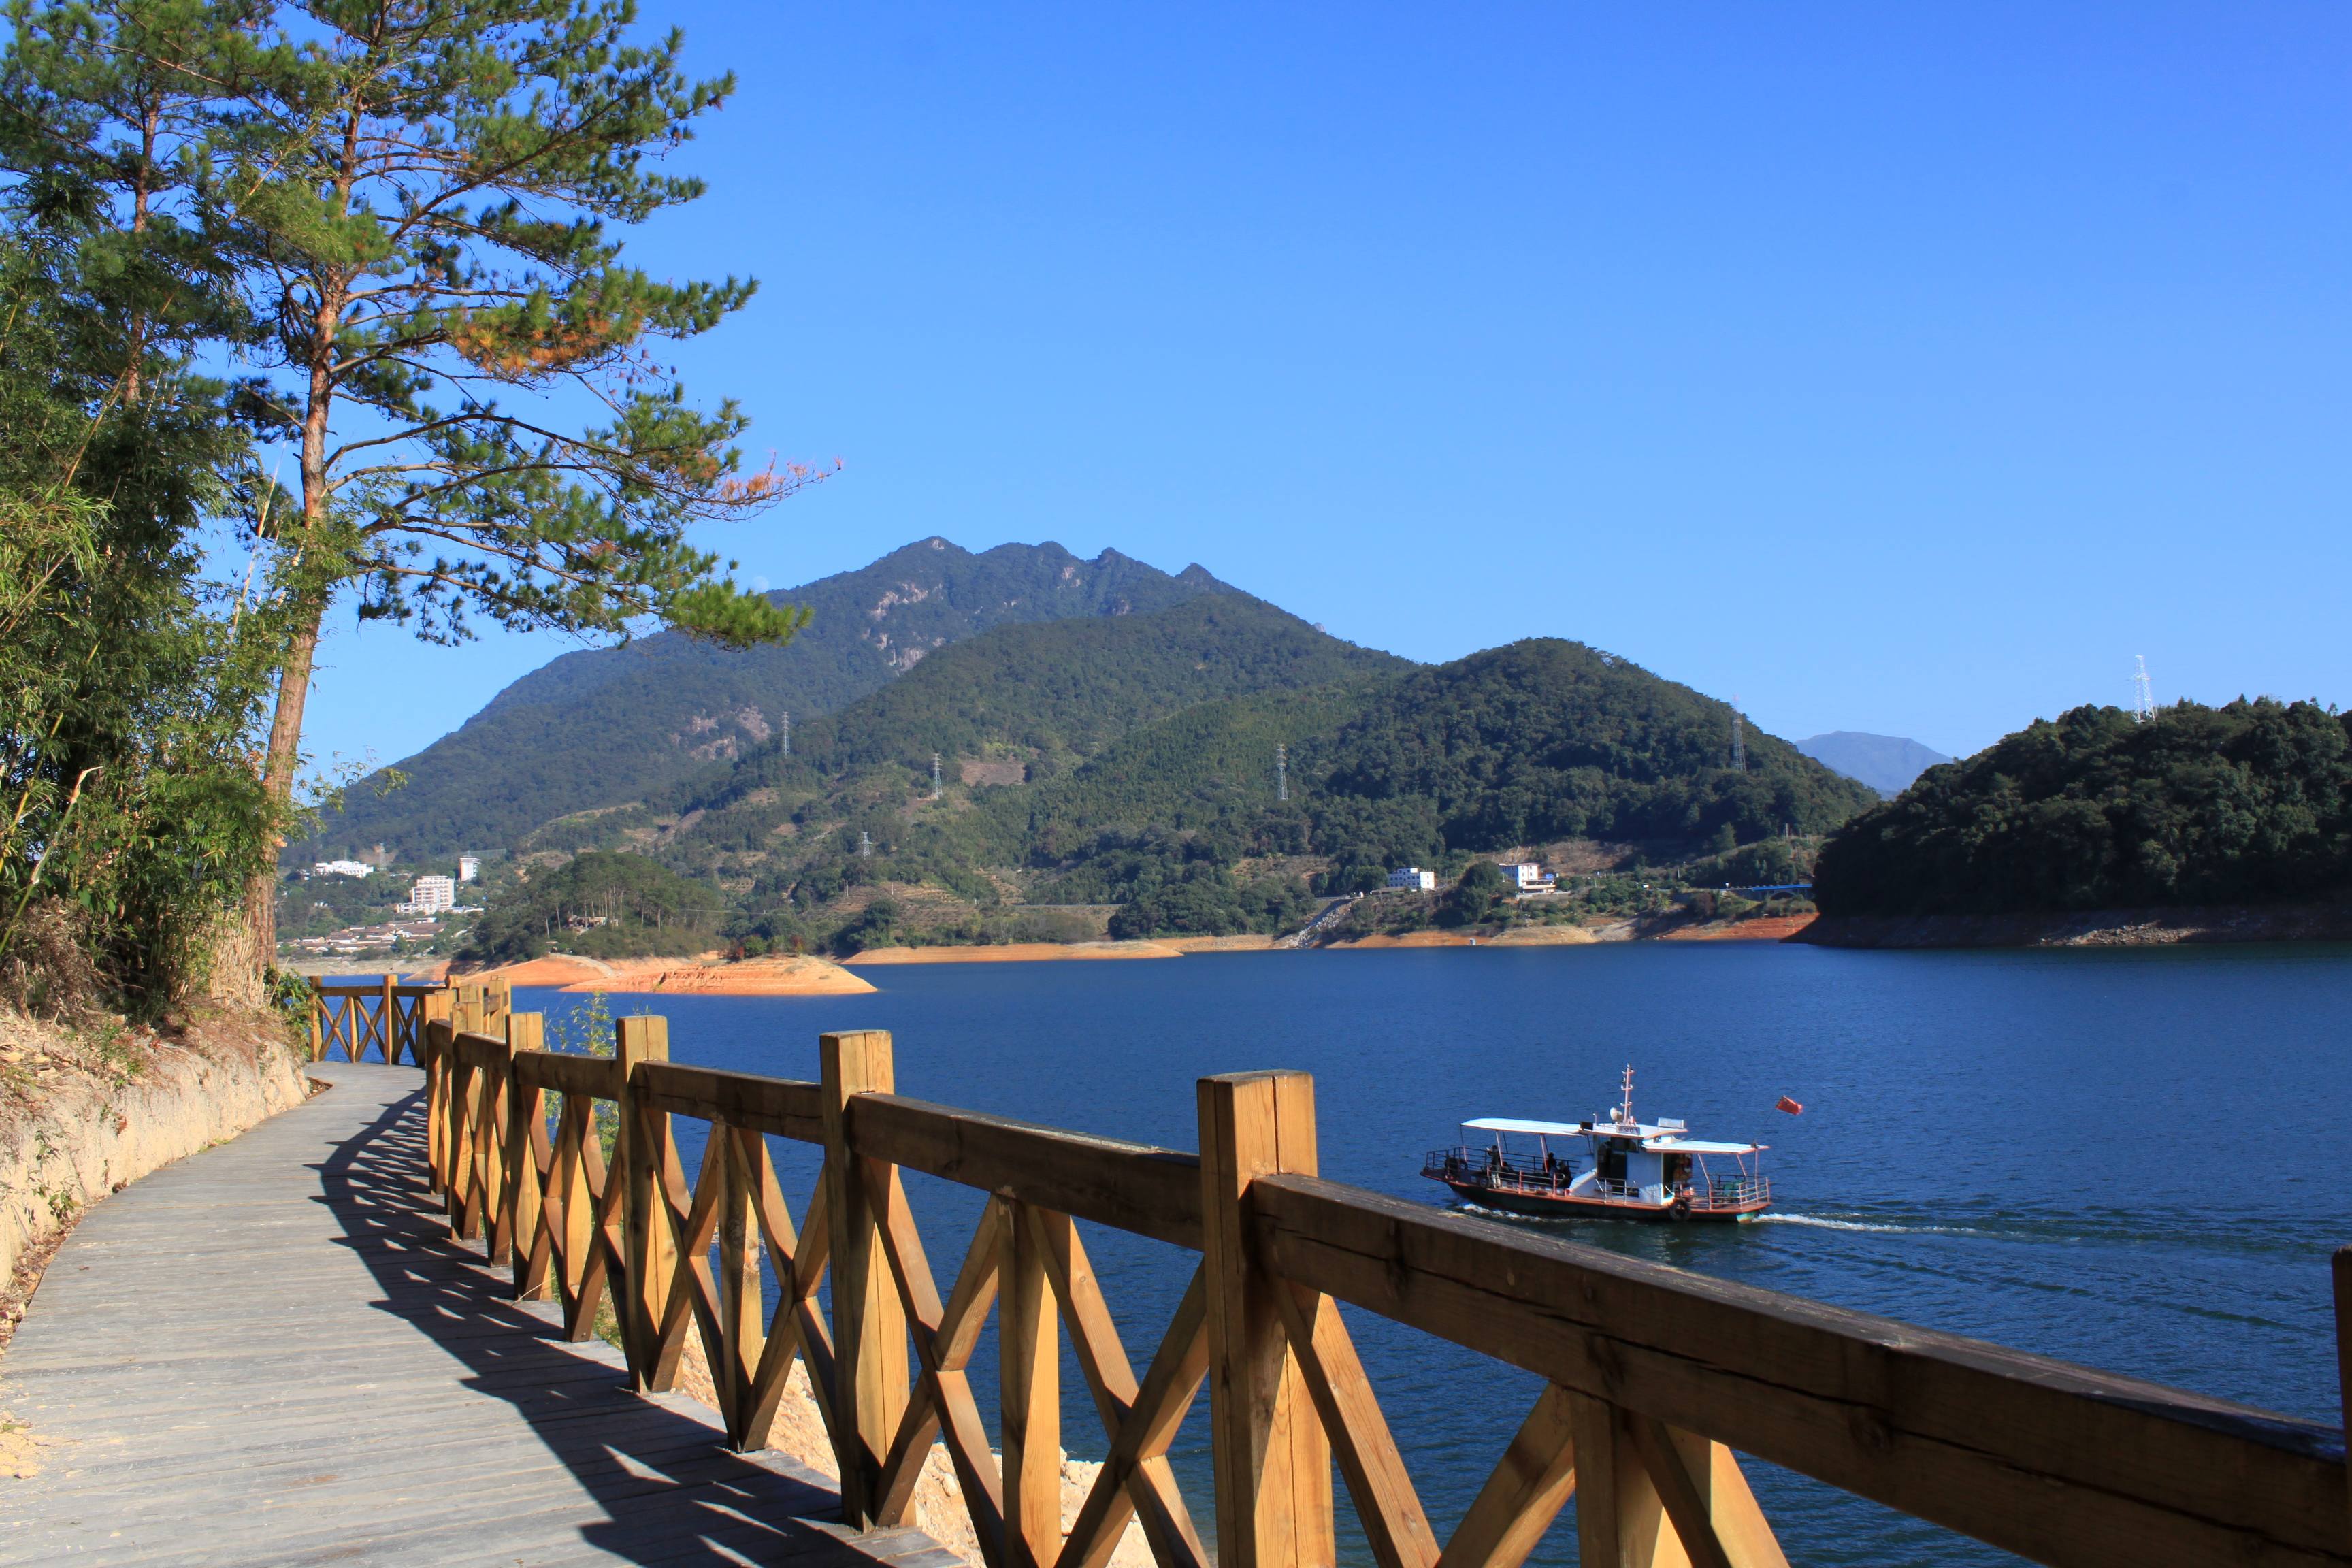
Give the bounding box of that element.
[1463,1117,1584,1137]
[1461,1118,1766,1156]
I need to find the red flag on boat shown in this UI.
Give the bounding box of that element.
[1775,1095,1804,1115]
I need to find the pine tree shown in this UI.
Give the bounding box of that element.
[10,0,823,998]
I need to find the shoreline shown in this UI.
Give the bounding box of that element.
[451,952,877,995]
[843,934,1286,965]
[1799,903,2352,949]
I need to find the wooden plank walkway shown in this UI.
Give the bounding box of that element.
[0,1062,962,1568]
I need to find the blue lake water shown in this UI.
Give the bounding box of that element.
[510,942,2352,1566]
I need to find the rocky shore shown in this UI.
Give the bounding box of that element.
[455,952,877,995]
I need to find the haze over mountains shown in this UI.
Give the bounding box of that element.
[1795,733,1953,797]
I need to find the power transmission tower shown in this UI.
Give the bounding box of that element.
[779,710,790,757]
[932,753,942,800]
[1730,696,1746,772]
[1275,742,1288,802]
[858,831,872,859]
[2132,656,2155,722]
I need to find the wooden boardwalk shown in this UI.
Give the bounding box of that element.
[0,1062,962,1568]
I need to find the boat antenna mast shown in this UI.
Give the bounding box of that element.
[1614,1064,1637,1130]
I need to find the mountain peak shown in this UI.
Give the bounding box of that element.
[1797,732,1953,797]
[314,538,1258,858]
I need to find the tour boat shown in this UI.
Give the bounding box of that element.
[1421,1066,1771,1221]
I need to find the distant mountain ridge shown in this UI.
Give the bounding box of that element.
[1797,732,1953,797]
[646,629,1876,930]
[991,639,1876,880]
[313,539,1243,858]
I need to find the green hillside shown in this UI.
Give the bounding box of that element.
[1813,698,2352,916]
[992,638,1872,909]
[309,539,1239,859]
[1305,640,1873,860]
[718,595,1396,787]
[414,581,1880,955]
[653,595,1404,880]
[628,630,1872,947]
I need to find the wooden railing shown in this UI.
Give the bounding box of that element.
[307,974,502,1065]
[414,1015,2352,1568]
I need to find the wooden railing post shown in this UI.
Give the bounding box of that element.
[1198,1070,1335,1568]
[821,1028,909,1529]
[307,980,325,1062]
[420,992,452,1192]
[386,981,411,1066]
[1565,1392,1783,1568]
[378,974,395,1063]
[422,1017,452,1193]
[617,1014,672,1392]
[444,985,483,1216]
[554,1075,600,1334]
[717,1123,764,1448]
[1002,1199,1061,1568]
[498,1012,543,1284]
[453,1028,506,1245]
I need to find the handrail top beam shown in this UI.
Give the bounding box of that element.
[1252,1171,2336,1455]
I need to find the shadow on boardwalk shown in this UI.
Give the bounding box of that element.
[0,1064,960,1567]
[315,1084,947,1568]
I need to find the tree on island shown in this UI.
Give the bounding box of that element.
[5,0,825,1000]
[1812,698,2352,916]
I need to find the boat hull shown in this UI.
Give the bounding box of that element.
[1436,1179,1768,1222]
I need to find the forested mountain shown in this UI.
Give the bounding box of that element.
[618,630,1872,947]
[648,597,1401,879]
[311,539,1240,858]
[964,640,1874,900]
[1306,641,1874,860]
[1813,700,2352,916]
[342,534,1880,951]
[710,593,1402,791]
[1797,732,1953,796]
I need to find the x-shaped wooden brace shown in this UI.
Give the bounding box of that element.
[1041,1218,1211,1568]
[642,1126,837,1436]
[1276,1281,1780,1568]
[737,1142,838,1456]
[866,1174,1010,1567]
[534,1092,626,1346]
[640,1127,840,1455]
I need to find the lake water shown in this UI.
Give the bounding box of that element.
[514,942,2352,1567]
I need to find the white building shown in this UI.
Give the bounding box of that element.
[312,859,374,879]
[457,855,482,883]
[1386,867,1437,892]
[1496,862,1556,892]
[400,875,457,914]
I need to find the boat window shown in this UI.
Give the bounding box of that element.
[1596,1141,1627,1181]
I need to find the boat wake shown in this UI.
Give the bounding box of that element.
[1762,1213,1991,1238]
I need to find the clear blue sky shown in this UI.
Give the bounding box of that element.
[299,1,2352,781]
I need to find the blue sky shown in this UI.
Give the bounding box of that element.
[299,2,2351,780]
